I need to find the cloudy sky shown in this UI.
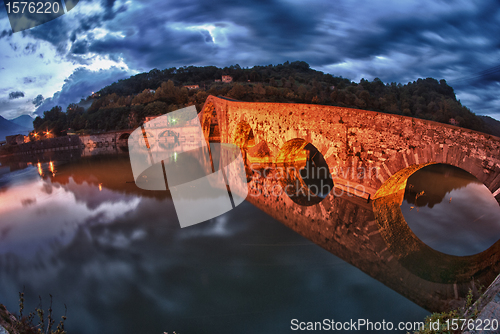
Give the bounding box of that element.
[0,0,499,120]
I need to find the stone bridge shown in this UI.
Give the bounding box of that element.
[201,96,500,201]
[78,130,133,154]
[12,130,134,158]
[199,95,500,313]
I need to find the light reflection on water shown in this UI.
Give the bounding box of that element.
[0,172,141,259]
[0,155,428,334]
[401,164,500,256]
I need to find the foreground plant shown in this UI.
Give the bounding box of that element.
[0,292,67,334]
[412,286,484,334]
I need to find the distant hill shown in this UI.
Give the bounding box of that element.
[32,61,497,137]
[10,115,34,130]
[479,116,500,138]
[0,115,31,141]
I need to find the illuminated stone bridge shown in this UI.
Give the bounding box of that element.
[13,130,134,158]
[199,95,500,313]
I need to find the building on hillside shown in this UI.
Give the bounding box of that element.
[449,118,459,126]
[183,85,199,90]
[222,75,233,83]
[144,115,160,123]
[6,134,28,145]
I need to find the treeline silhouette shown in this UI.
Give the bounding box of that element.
[32,61,498,137]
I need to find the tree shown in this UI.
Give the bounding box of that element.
[228,84,246,100]
[144,101,168,117]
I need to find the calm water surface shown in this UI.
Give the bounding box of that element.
[402,164,500,256]
[0,154,430,334]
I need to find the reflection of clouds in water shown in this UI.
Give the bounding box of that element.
[405,164,479,208]
[82,260,135,283]
[0,194,429,334]
[178,214,237,239]
[21,197,37,206]
[403,182,500,256]
[61,177,140,210]
[95,228,147,248]
[41,182,53,194]
[0,177,141,259]
[0,166,40,190]
[0,159,429,334]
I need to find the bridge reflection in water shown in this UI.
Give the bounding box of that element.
[200,95,500,313]
[244,157,500,312]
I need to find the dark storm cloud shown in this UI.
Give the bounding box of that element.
[170,0,322,48]
[87,26,216,69]
[308,0,499,116]
[19,0,129,55]
[200,30,213,43]
[0,29,13,39]
[70,40,89,54]
[69,14,102,43]
[450,64,500,89]
[77,0,327,70]
[32,94,44,107]
[101,0,128,21]
[23,42,37,55]
[35,67,132,115]
[343,4,498,72]
[8,91,24,99]
[22,18,70,54]
[9,0,500,117]
[23,77,36,84]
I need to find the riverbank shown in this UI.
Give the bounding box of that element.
[463,273,500,334]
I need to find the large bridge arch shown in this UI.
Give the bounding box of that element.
[372,162,500,284]
[374,124,500,203]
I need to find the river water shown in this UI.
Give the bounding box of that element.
[401,163,500,256]
[3,153,495,333]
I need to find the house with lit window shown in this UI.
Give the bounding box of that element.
[222,75,233,83]
[6,134,28,145]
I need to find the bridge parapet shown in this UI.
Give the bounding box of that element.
[201,95,500,201]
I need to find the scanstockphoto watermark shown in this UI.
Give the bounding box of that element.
[129,106,249,228]
[247,164,379,199]
[290,318,425,331]
[4,0,80,33]
[250,165,380,181]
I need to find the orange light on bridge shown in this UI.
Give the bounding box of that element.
[37,162,42,176]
